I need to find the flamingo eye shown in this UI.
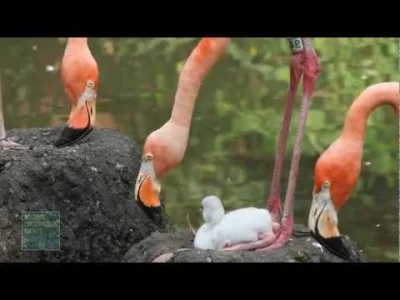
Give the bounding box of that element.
[86,80,95,89]
[322,180,330,189]
[144,153,153,162]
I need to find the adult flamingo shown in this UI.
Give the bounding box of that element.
[54,37,99,148]
[134,38,230,224]
[135,37,321,251]
[307,82,399,259]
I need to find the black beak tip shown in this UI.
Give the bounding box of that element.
[311,230,353,261]
[54,126,93,148]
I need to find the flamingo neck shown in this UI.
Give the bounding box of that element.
[170,38,230,128]
[67,38,88,47]
[340,82,399,141]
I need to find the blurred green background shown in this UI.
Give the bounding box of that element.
[0,38,397,261]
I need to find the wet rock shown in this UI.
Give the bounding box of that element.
[0,127,174,262]
[124,224,365,263]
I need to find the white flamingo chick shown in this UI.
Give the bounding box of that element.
[194,195,275,251]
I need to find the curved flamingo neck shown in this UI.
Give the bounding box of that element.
[143,38,230,178]
[170,38,230,127]
[340,82,399,141]
[313,82,398,208]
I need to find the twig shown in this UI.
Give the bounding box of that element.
[187,214,196,235]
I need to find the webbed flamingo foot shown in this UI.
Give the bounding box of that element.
[0,138,27,149]
[255,214,293,251]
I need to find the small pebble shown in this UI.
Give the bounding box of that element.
[312,242,324,252]
[294,251,310,262]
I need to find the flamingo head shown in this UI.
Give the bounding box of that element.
[134,152,165,226]
[307,151,360,261]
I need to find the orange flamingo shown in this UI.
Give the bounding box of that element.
[135,37,321,251]
[308,82,399,259]
[133,38,230,225]
[54,37,99,147]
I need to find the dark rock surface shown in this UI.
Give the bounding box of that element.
[0,127,173,262]
[124,225,365,263]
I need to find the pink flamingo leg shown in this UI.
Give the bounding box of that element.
[259,38,321,251]
[222,38,320,252]
[267,40,305,223]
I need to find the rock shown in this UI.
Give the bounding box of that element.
[0,127,174,262]
[124,224,365,263]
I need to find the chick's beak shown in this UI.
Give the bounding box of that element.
[308,182,351,260]
[54,85,96,148]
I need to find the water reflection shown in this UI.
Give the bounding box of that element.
[0,38,397,262]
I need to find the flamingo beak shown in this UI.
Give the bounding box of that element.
[54,83,97,147]
[134,153,166,227]
[308,181,351,260]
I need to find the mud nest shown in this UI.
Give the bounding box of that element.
[124,224,365,263]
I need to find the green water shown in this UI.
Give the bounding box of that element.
[0,38,398,262]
